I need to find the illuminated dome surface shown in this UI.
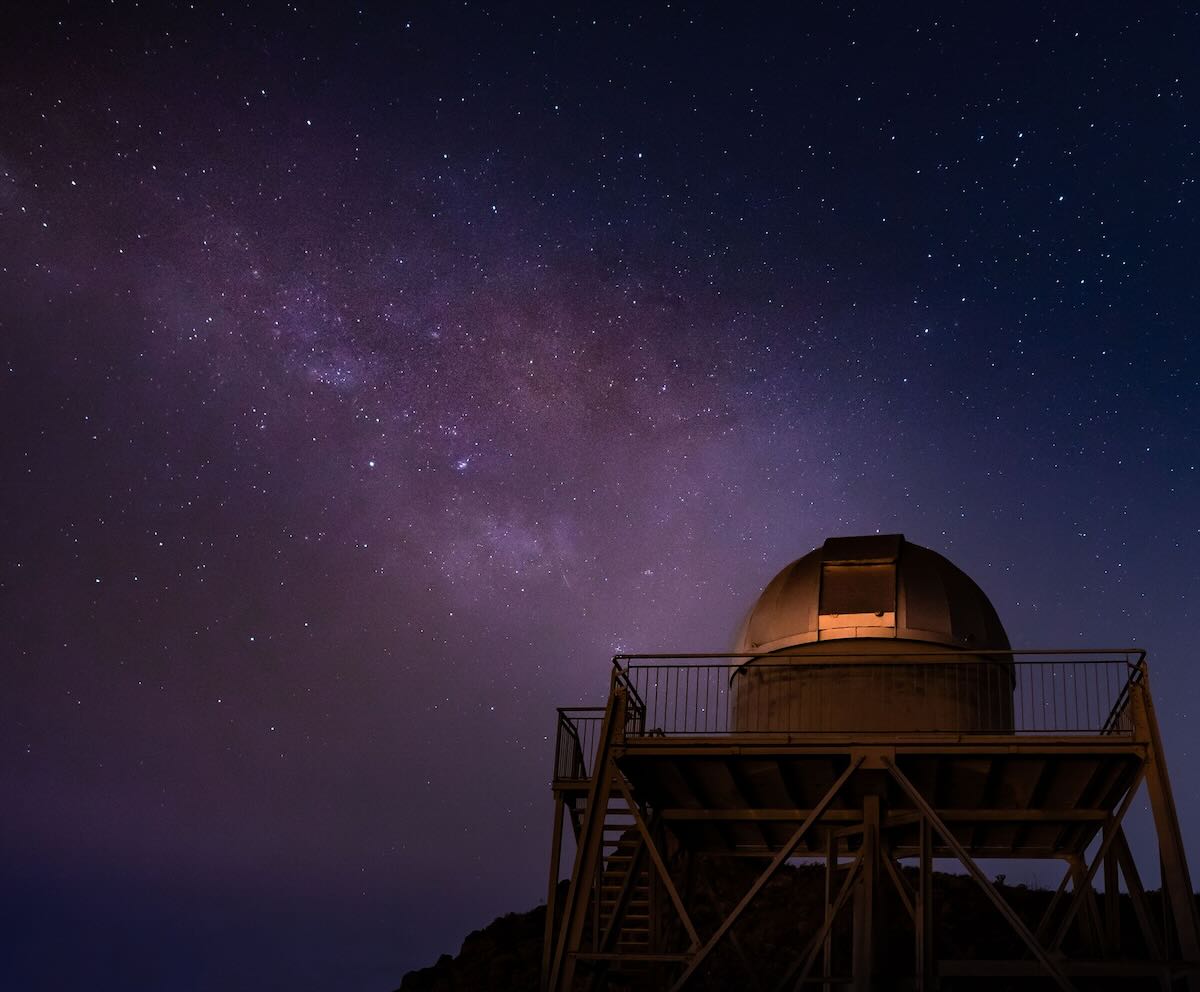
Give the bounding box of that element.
[738,533,1010,654]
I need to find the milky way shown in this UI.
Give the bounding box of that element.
[2,5,1198,991]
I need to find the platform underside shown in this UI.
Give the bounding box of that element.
[609,735,1145,860]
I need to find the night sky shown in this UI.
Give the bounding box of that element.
[2,4,1198,990]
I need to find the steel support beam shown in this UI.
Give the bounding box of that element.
[666,756,865,992]
[852,795,879,992]
[1036,862,1076,945]
[775,847,866,992]
[823,832,835,990]
[694,872,763,992]
[1104,817,1120,955]
[1113,826,1166,961]
[541,794,567,992]
[883,757,1078,992]
[916,814,934,992]
[612,774,701,950]
[657,806,1108,823]
[1049,766,1145,953]
[1067,857,1104,958]
[880,843,915,923]
[1132,674,1200,991]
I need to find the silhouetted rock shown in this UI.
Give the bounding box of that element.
[397,899,550,992]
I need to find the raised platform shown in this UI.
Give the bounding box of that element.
[543,652,1200,992]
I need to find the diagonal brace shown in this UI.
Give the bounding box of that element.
[1035,862,1076,945]
[883,757,1078,992]
[696,872,764,992]
[614,774,701,949]
[596,832,646,954]
[1050,766,1145,952]
[880,842,916,922]
[1113,827,1166,960]
[773,847,865,992]
[667,756,865,992]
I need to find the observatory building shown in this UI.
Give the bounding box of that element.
[542,534,1199,991]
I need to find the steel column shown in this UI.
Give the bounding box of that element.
[1104,817,1120,954]
[541,794,567,992]
[823,831,835,990]
[1132,673,1200,991]
[852,795,879,992]
[916,815,934,992]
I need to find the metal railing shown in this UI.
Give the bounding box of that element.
[554,707,604,781]
[552,681,648,781]
[552,650,1144,781]
[618,650,1141,737]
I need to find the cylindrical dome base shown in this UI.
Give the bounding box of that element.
[731,640,1014,734]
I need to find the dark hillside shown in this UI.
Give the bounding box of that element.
[398,867,1196,991]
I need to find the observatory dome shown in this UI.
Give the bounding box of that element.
[731,535,1013,733]
[737,533,1010,655]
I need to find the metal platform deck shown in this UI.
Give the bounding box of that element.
[615,736,1144,860]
